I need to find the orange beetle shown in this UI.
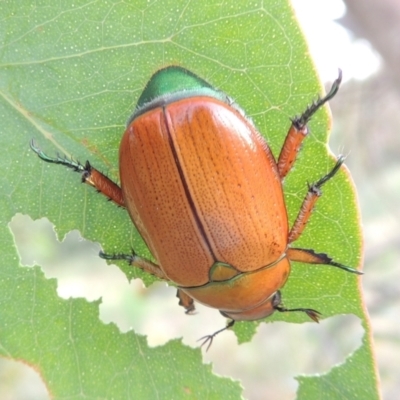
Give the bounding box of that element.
[31,66,361,348]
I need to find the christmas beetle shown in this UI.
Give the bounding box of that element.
[31,66,361,348]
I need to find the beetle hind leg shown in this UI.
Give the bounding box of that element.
[30,140,125,207]
[287,248,362,274]
[274,304,322,323]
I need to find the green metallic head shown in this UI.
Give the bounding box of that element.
[129,66,231,123]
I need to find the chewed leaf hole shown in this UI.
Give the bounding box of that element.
[10,213,364,399]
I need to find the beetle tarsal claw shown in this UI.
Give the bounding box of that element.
[305,309,322,323]
[197,320,235,351]
[293,69,342,128]
[197,335,215,351]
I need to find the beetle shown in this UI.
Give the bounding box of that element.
[31,66,361,348]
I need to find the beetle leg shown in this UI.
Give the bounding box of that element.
[277,70,342,179]
[287,248,362,274]
[288,156,344,244]
[197,319,235,351]
[176,290,196,314]
[274,304,322,323]
[99,251,168,280]
[30,140,125,207]
[269,290,321,322]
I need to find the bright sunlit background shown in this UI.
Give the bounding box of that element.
[292,0,381,81]
[4,0,399,399]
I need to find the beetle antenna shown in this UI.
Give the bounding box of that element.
[293,69,342,129]
[197,320,235,351]
[274,306,322,323]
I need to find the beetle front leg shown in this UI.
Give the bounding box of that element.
[30,140,125,207]
[99,251,168,280]
[277,71,342,180]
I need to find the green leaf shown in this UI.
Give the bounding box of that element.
[0,0,378,399]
